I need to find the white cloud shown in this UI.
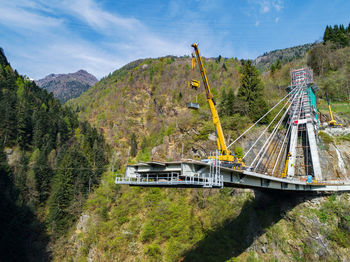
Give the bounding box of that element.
[0,3,62,31]
[261,4,270,13]
[2,0,269,79]
[251,0,284,14]
[60,0,141,32]
[275,17,280,23]
[0,0,189,79]
[272,0,284,11]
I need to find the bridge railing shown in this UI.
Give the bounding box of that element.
[115,171,223,188]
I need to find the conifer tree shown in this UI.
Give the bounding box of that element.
[226,88,236,115]
[323,25,331,42]
[48,147,92,232]
[222,62,227,71]
[34,151,52,202]
[220,88,227,116]
[238,60,268,122]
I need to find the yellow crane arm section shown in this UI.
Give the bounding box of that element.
[191,43,231,158]
[328,104,336,125]
[325,91,338,126]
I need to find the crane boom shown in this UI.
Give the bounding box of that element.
[191,43,234,162]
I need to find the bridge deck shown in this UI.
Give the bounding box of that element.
[115,160,350,193]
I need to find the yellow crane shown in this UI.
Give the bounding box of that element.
[325,91,342,127]
[190,43,243,167]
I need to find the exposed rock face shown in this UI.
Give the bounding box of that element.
[319,139,350,181]
[35,70,98,103]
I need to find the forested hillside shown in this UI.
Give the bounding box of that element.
[59,24,350,261]
[1,21,350,261]
[254,43,314,72]
[0,48,109,261]
[69,55,286,166]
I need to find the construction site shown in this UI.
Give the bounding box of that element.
[115,43,350,193]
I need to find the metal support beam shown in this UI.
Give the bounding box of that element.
[287,124,298,178]
[306,122,322,180]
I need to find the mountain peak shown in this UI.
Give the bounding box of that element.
[76,69,88,74]
[35,70,98,103]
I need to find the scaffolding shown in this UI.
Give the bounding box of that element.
[286,67,322,180]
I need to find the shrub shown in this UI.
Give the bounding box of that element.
[319,131,334,144]
[145,244,162,259]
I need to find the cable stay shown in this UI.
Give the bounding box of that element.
[252,92,300,171]
[249,88,303,170]
[242,87,301,161]
[227,90,297,149]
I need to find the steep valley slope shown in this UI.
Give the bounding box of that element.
[55,44,350,261]
[0,48,109,261]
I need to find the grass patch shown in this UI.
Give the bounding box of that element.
[318,100,350,114]
[336,133,350,142]
[319,131,334,144]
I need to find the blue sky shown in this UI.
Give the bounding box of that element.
[1,0,349,79]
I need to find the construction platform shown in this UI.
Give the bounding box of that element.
[115,160,350,193]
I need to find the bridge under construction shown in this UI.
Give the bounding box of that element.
[116,45,348,193]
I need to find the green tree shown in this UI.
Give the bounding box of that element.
[226,88,236,115]
[323,25,332,42]
[237,60,268,122]
[0,48,9,66]
[270,63,276,74]
[1,87,17,146]
[234,147,244,158]
[220,88,228,116]
[270,59,281,75]
[33,151,53,203]
[48,147,92,233]
[14,151,29,203]
[323,24,350,48]
[307,44,331,75]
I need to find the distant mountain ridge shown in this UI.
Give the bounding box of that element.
[254,43,315,71]
[35,70,98,103]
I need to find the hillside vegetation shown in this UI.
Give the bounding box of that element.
[1,22,350,261]
[254,43,314,72]
[0,48,109,261]
[69,55,286,166]
[60,24,350,261]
